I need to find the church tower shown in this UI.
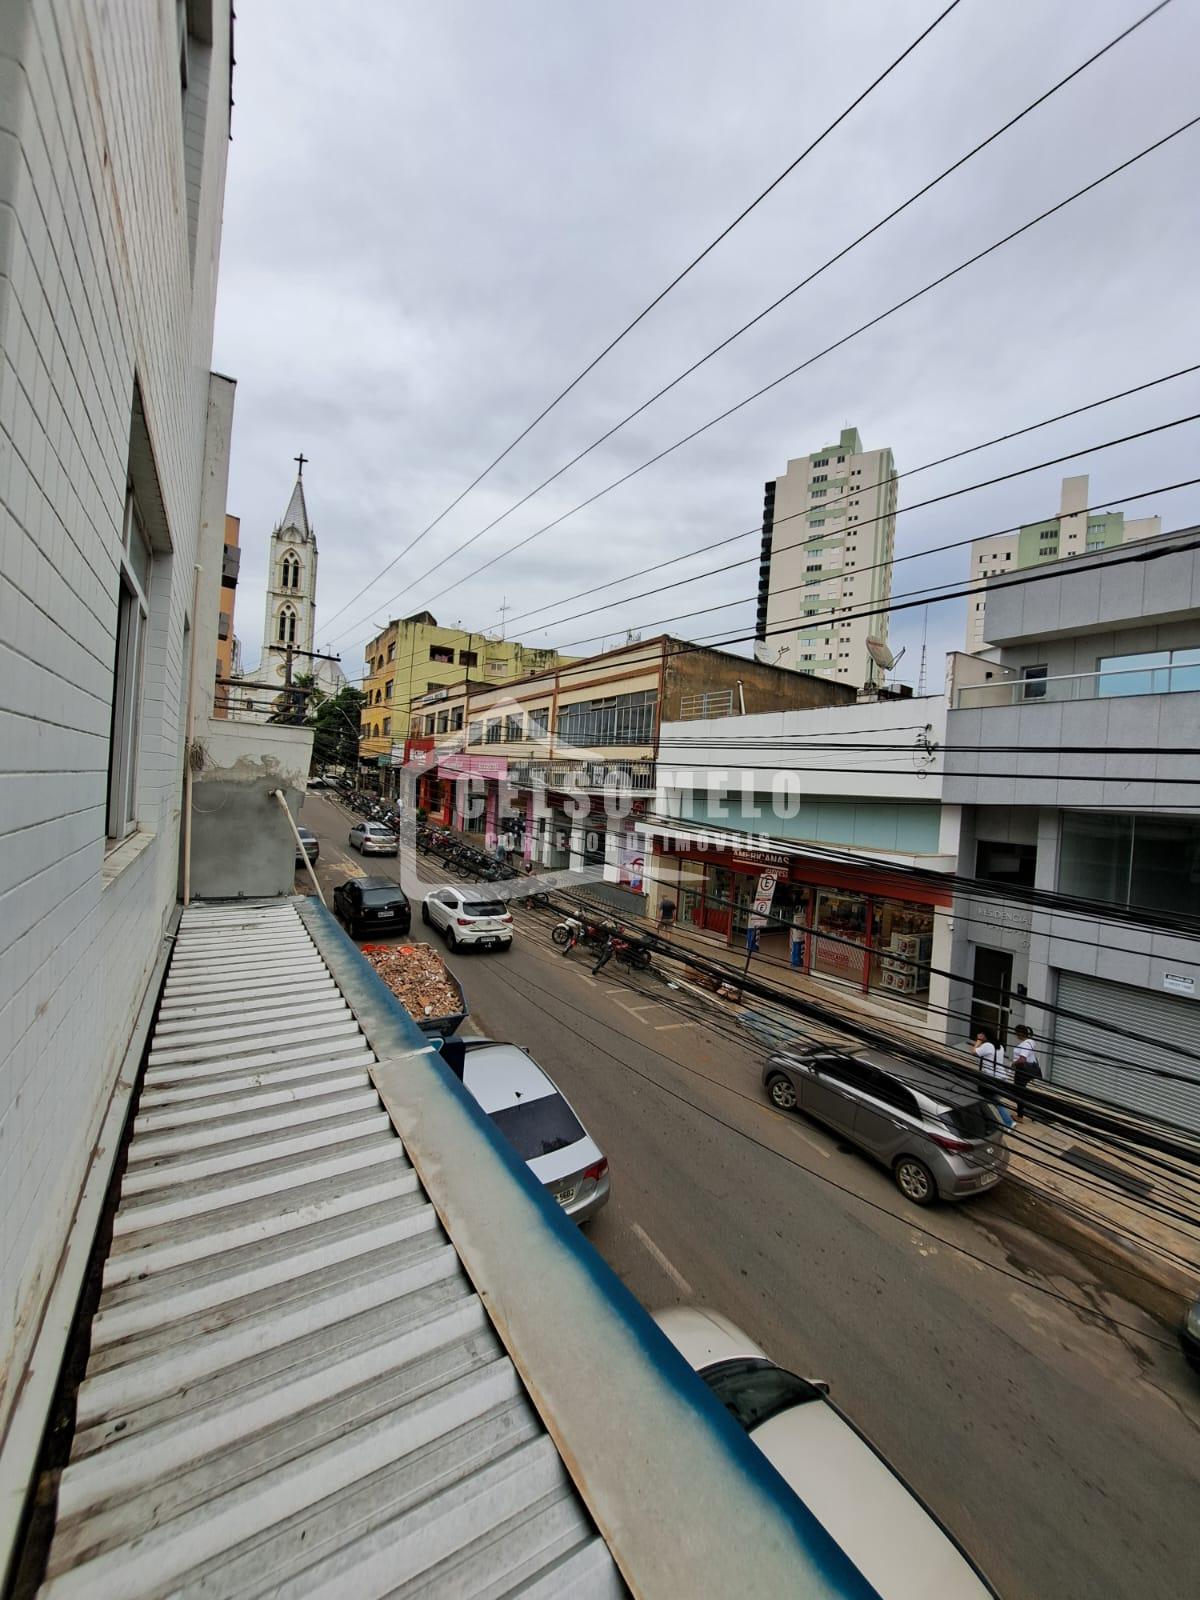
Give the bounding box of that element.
[262,461,318,688]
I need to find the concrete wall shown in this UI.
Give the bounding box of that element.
[661,641,856,720]
[188,375,313,900]
[0,1,231,1438]
[981,524,1200,646]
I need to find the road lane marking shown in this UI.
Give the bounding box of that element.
[631,1223,694,1297]
[653,1022,690,1031]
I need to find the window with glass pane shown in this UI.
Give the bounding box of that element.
[106,490,152,839]
[1097,647,1200,698]
[528,706,550,739]
[1129,815,1200,914]
[505,713,523,742]
[1058,813,1132,904]
[556,689,657,747]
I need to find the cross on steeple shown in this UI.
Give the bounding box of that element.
[293,451,308,477]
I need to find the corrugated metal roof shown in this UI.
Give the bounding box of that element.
[40,902,624,1599]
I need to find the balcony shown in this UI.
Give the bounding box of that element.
[221,543,240,587]
[955,660,1200,709]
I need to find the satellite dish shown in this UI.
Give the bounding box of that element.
[866,635,895,672]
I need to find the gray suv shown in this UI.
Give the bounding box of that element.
[763,1044,1008,1205]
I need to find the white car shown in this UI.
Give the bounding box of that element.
[446,1039,609,1222]
[349,821,397,856]
[652,1307,996,1600]
[422,887,513,952]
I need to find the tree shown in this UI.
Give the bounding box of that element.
[309,685,365,773]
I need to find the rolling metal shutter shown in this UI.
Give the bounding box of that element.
[1053,972,1200,1132]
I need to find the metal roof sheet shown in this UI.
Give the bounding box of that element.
[39,902,624,1599]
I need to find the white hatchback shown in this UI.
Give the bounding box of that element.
[653,1307,996,1599]
[421,886,513,951]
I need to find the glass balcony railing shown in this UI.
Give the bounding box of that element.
[955,658,1200,709]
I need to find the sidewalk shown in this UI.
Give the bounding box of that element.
[571,888,1200,1310]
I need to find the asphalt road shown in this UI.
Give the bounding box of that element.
[300,790,1200,1600]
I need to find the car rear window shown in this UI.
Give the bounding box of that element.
[941,1100,1006,1140]
[701,1358,825,1432]
[489,1095,584,1159]
[464,901,506,917]
[362,888,405,906]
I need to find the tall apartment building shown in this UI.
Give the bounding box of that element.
[756,427,897,686]
[965,474,1162,653]
[359,611,576,770]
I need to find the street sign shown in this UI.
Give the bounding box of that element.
[748,869,779,931]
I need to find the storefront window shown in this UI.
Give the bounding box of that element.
[870,899,933,1000]
[812,890,869,988]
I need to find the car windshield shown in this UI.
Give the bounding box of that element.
[489,1095,584,1159]
[365,824,390,834]
[362,888,403,906]
[701,1358,825,1433]
[463,901,506,917]
[941,1101,1006,1140]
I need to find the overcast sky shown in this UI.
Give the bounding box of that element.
[212,0,1200,691]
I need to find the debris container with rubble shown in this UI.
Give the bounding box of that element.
[362,941,469,1036]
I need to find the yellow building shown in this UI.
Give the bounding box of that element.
[359,611,575,776]
[212,514,240,718]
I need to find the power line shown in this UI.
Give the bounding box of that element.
[336,110,1200,638]
[496,360,1200,637]
[343,478,1200,693]
[317,0,968,636]
[638,809,1200,944]
[555,497,1200,655]
[369,2,1176,623]
[495,415,1200,643]
[495,962,1186,1340]
[513,920,1200,1244]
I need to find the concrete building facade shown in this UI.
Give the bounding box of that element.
[643,692,958,1038]
[965,474,1162,653]
[213,510,240,713]
[360,611,574,772]
[408,636,854,909]
[945,526,1200,1130]
[756,426,897,686]
[0,0,233,1473]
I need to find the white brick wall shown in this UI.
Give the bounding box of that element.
[0,1,231,1435]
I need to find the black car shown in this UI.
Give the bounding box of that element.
[295,826,320,868]
[333,876,411,938]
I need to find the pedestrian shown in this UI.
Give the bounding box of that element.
[789,918,805,970]
[656,897,677,938]
[591,933,615,976]
[972,1029,1014,1127]
[1011,1025,1041,1120]
[971,1028,1012,1084]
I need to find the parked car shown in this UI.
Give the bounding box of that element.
[295,826,319,867]
[762,1044,1007,1205]
[421,886,513,951]
[653,1307,996,1599]
[333,876,411,938]
[444,1039,609,1222]
[349,820,398,856]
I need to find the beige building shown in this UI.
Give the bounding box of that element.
[756,426,897,686]
[965,474,1162,652]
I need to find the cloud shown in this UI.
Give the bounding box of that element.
[213,0,1200,686]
